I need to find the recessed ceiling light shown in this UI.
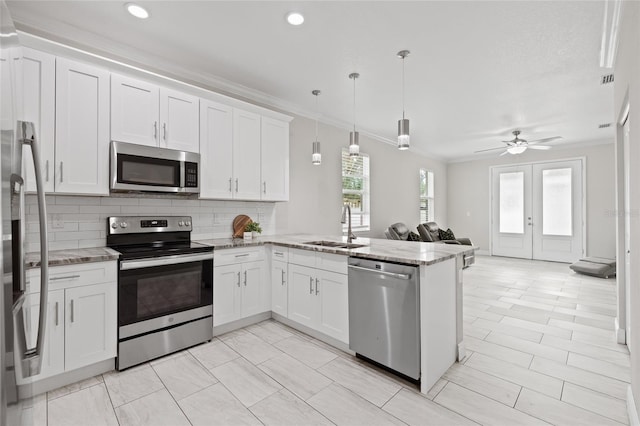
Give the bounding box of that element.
[126,3,149,19]
[286,12,304,26]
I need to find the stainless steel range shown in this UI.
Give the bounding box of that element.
[107,216,213,370]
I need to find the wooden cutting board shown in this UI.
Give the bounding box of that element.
[232,215,252,238]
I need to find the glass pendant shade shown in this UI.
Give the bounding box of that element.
[312,141,321,165]
[398,118,410,150]
[349,131,360,156]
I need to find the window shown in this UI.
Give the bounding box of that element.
[419,169,434,223]
[342,149,370,232]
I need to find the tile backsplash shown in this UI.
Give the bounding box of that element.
[25,195,276,252]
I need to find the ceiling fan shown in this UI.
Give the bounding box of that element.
[474,130,562,156]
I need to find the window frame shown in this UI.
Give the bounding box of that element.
[342,149,370,232]
[420,169,435,224]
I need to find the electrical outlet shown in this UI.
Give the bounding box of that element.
[51,214,64,229]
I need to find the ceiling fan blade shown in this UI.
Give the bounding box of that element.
[475,146,510,153]
[527,136,562,145]
[499,150,510,156]
[528,145,551,150]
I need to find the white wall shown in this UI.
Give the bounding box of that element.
[612,1,640,421]
[447,142,616,257]
[275,115,448,238]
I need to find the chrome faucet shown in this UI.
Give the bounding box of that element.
[341,204,357,243]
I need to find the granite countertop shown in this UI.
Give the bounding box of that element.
[25,247,121,269]
[198,234,476,266]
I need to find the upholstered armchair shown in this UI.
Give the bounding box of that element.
[386,222,412,241]
[416,222,473,245]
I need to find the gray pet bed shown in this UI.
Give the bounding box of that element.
[569,257,616,278]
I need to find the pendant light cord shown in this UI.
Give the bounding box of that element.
[353,76,356,132]
[402,56,405,120]
[314,93,319,142]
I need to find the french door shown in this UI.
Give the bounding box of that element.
[491,159,584,262]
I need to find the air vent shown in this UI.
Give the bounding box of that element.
[601,74,615,85]
[599,123,612,129]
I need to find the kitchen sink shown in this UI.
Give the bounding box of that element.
[304,240,367,249]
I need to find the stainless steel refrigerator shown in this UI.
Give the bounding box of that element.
[1,2,50,425]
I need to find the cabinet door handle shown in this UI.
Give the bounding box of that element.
[263,181,267,194]
[45,160,49,182]
[281,270,285,285]
[244,270,247,286]
[315,278,319,295]
[235,178,239,192]
[309,277,313,294]
[70,299,75,323]
[228,178,232,193]
[237,272,241,287]
[163,123,167,140]
[49,275,80,281]
[154,121,158,139]
[59,162,63,183]
[55,301,59,326]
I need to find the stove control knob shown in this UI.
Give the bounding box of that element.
[111,222,118,229]
[120,222,128,228]
[185,220,191,227]
[178,221,184,227]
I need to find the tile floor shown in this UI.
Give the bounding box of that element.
[30,255,629,425]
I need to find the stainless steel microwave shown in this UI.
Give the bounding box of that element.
[110,141,199,194]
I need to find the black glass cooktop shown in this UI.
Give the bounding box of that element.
[110,241,212,260]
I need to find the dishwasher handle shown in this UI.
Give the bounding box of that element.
[348,264,412,280]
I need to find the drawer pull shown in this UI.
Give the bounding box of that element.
[235,253,250,258]
[309,277,313,294]
[50,275,80,281]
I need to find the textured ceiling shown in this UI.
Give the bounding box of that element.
[6,1,615,161]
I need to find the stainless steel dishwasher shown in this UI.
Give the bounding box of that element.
[348,257,420,380]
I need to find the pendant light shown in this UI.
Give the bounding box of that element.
[311,89,322,165]
[397,50,410,150]
[348,72,360,156]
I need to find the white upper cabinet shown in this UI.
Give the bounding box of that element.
[110,75,199,153]
[232,109,262,200]
[261,117,289,201]
[22,48,55,193]
[55,58,110,195]
[159,87,199,152]
[111,74,159,147]
[199,99,233,199]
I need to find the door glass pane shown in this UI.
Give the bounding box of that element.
[499,172,524,234]
[542,168,572,236]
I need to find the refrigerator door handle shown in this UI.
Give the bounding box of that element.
[16,120,49,378]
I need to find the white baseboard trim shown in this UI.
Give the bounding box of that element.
[272,312,352,354]
[457,342,466,362]
[616,318,627,344]
[212,311,271,336]
[628,385,639,426]
[475,249,490,256]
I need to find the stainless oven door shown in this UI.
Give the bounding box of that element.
[118,252,213,338]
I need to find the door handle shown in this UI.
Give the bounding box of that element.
[235,178,239,192]
[59,161,63,183]
[244,270,247,286]
[55,301,59,326]
[163,123,167,140]
[263,181,267,194]
[229,178,232,193]
[45,160,49,182]
[315,278,319,295]
[281,270,285,285]
[309,277,313,294]
[17,120,49,378]
[70,299,75,323]
[153,121,158,139]
[237,271,241,287]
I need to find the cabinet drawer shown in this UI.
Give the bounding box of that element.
[288,248,316,268]
[215,246,265,266]
[26,261,117,294]
[317,253,348,275]
[270,246,289,263]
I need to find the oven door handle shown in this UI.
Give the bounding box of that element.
[120,252,213,270]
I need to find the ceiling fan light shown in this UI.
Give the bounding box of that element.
[398,118,410,150]
[507,146,527,155]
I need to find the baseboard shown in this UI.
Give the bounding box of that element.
[628,385,639,426]
[615,318,627,344]
[457,341,466,362]
[475,249,490,256]
[212,311,271,336]
[272,312,352,354]
[18,358,115,399]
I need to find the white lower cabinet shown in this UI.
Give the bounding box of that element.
[271,259,288,317]
[287,250,349,344]
[213,248,269,327]
[17,262,117,384]
[64,282,117,371]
